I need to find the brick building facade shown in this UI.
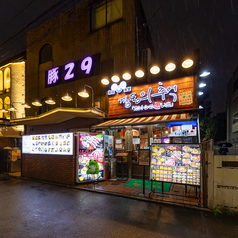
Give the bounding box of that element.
[15,0,152,185]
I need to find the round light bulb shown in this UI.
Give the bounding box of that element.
[165,63,176,72]
[182,59,194,68]
[150,66,160,74]
[101,78,109,85]
[135,70,144,78]
[111,75,120,82]
[122,73,131,80]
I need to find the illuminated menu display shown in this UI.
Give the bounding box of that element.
[22,133,73,155]
[150,144,201,185]
[78,133,104,182]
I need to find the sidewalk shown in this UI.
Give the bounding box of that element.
[74,179,203,209]
[8,172,205,210]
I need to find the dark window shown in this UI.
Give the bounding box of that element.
[39,44,52,64]
[91,0,122,30]
[233,77,238,93]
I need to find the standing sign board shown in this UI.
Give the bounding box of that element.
[139,149,150,166]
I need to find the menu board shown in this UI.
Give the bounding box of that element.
[78,133,104,182]
[22,133,73,155]
[150,144,201,185]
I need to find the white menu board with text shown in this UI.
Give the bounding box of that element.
[22,133,73,155]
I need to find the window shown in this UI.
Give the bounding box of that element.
[4,67,10,92]
[233,78,238,93]
[4,96,10,119]
[0,70,3,93]
[39,43,52,64]
[233,111,238,124]
[91,0,122,30]
[0,98,3,118]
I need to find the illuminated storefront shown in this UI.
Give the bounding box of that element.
[93,75,200,181]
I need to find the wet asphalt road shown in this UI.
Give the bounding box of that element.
[0,175,238,238]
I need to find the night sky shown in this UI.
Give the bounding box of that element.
[1,0,238,115]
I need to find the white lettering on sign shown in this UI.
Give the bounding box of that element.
[46,56,95,87]
[117,82,177,112]
[64,62,75,80]
[48,67,59,85]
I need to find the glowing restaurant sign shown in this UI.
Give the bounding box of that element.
[108,81,178,112]
[45,54,100,87]
[108,76,194,117]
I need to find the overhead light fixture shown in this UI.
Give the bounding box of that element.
[32,99,42,106]
[45,97,56,105]
[135,69,144,78]
[200,71,210,77]
[78,89,89,98]
[198,92,204,96]
[78,85,94,107]
[165,63,176,72]
[8,105,17,111]
[101,78,109,85]
[1,107,8,113]
[199,105,204,109]
[61,92,73,101]
[111,75,120,83]
[199,83,206,88]
[122,73,131,80]
[23,103,31,108]
[150,66,160,74]
[182,59,194,68]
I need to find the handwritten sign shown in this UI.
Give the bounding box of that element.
[178,91,193,105]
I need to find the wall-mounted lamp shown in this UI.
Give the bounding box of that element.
[8,104,17,112]
[0,107,8,113]
[198,92,204,96]
[32,99,42,106]
[61,92,73,101]
[45,97,56,105]
[200,71,210,77]
[78,84,94,107]
[199,83,206,88]
[23,102,31,109]
[61,89,77,107]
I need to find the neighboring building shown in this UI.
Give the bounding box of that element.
[227,66,238,143]
[0,56,26,140]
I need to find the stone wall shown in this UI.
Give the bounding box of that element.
[207,153,238,212]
